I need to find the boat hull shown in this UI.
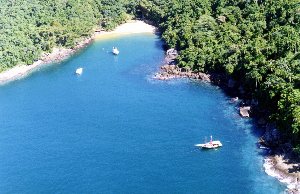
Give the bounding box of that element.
[75,68,83,75]
[112,48,119,55]
[195,141,222,149]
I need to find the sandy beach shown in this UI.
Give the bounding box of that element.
[0,20,156,84]
[95,20,156,39]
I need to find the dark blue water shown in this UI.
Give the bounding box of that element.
[0,34,285,193]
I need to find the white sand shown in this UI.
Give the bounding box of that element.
[0,20,156,84]
[95,20,156,39]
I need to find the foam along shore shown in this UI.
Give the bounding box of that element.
[264,155,300,193]
[95,20,157,39]
[0,20,156,85]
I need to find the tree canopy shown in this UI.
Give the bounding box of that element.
[139,0,300,149]
[0,0,132,71]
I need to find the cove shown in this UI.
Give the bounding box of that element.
[0,34,285,193]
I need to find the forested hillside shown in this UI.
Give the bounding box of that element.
[0,0,132,71]
[1,0,300,150]
[138,0,300,150]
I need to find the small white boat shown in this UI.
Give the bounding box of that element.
[259,145,270,150]
[195,136,222,149]
[112,47,119,55]
[75,67,83,75]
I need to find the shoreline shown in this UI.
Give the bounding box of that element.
[0,20,156,85]
[264,155,300,193]
[154,51,300,193]
[1,17,297,192]
[95,20,157,39]
[0,37,93,85]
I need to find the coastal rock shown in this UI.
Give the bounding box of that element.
[166,48,178,59]
[230,97,239,103]
[156,64,211,82]
[264,155,300,194]
[239,106,251,117]
[261,127,282,147]
[198,72,211,82]
[154,48,213,82]
[164,48,178,65]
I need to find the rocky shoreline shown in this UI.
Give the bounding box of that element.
[154,49,300,193]
[260,125,300,193]
[0,35,94,85]
[153,64,212,82]
[153,49,213,82]
[264,155,300,193]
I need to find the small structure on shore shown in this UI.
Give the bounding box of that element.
[195,136,222,149]
[112,47,119,55]
[75,67,83,75]
[239,106,251,117]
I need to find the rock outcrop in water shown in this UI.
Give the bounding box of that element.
[153,64,211,81]
[154,48,212,81]
[259,124,300,193]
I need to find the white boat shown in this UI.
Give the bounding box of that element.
[75,67,83,75]
[259,145,270,150]
[195,136,222,149]
[112,47,119,55]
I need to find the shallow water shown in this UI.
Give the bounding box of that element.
[0,34,285,193]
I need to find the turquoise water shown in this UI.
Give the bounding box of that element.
[0,34,285,193]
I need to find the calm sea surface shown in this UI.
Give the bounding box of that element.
[0,34,285,193]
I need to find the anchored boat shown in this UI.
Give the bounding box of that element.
[75,67,83,75]
[112,47,119,55]
[195,136,222,149]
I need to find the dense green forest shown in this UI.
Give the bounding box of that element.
[1,0,300,150]
[0,0,132,71]
[138,0,300,151]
